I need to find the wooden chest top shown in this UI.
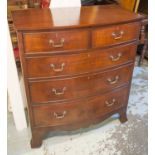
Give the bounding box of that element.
[12,4,143,31]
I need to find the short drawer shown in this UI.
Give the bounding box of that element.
[92,22,140,48]
[32,86,129,127]
[24,30,89,53]
[26,43,136,79]
[29,64,133,104]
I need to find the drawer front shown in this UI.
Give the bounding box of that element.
[29,64,133,104]
[24,30,89,53]
[26,43,136,79]
[32,86,129,127]
[92,22,140,48]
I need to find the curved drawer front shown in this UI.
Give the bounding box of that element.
[24,30,89,53]
[92,22,140,48]
[26,43,136,79]
[32,86,129,127]
[29,64,133,104]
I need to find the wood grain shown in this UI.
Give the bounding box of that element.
[29,64,133,104]
[24,30,89,53]
[32,86,129,127]
[26,43,137,79]
[92,22,140,48]
[12,5,143,31]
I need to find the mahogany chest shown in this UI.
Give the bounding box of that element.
[12,5,143,148]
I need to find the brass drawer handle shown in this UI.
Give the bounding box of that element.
[53,111,67,119]
[107,76,119,84]
[105,99,116,107]
[49,38,65,48]
[112,30,124,40]
[50,63,65,72]
[52,87,67,95]
[110,53,122,62]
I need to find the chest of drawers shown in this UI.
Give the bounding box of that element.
[12,5,144,148]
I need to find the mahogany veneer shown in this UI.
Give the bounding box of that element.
[24,30,90,53]
[30,64,133,104]
[12,5,144,148]
[26,43,137,79]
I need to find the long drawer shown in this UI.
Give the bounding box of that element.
[92,22,140,48]
[26,43,136,79]
[29,64,133,104]
[24,30,89,53]
[32,86,129,127]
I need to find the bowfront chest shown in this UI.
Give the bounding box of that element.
[12,5,143,148]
